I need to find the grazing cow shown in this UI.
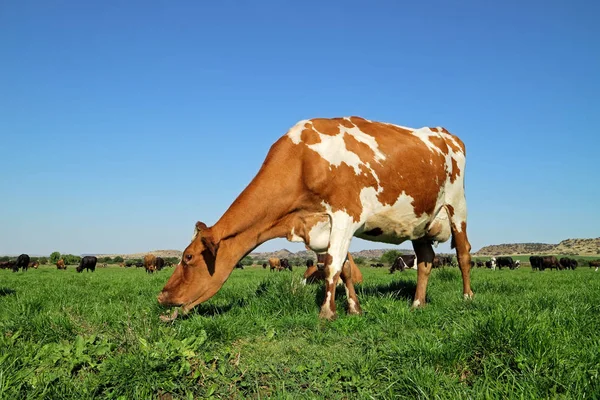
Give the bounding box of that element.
[370,262,385,268]
[588,260,600,270]
[529,256,541,270]
[235,262,244,269]
[28,260,39,269]
[390,254,416,273]
[476,261,484,268]
[0,261,15,270]
[144,254,157,274]
[268,257,282,272]
[56,259,66,270]
[158,117,472,321]
[539,256,561,271]
[262,262,267,269]
[155,257,166,271]
[304,253,363,287]
[280,258,292,271]
[15,254,30,272]
[559,257,577,270]
[76,256,97,273]
[496,256,515,270]
[135,262,144,268]
[485,258,496,270]
[514,260,520,269]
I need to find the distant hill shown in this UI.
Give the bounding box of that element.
[96,249,183,260]
[475,238,600,256]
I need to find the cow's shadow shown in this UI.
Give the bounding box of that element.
[0,287,16,296]
[313,278,418,307]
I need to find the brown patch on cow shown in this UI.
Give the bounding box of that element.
[428,134,449,155]
[430,127,439,132]
[301,125,321,145]
[311,118,342,136]
[450,157,460,183]
[339,118,355,129]
[364,227,383,236]
[446,204,455,217]
[343,133,377,165]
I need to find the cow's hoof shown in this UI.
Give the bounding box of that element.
[347,299,363,315]
[159,309,179,322]
[319,308,337,321]
[411,299,426,309]
[463,292,474,300]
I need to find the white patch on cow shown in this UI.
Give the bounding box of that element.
[339,125,386,162]
[286,119,311,144]
[288,228,303,243]
[307,219,331,252]
[411,128,445,155]
[306,131,364,175]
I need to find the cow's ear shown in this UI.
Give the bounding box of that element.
[194,221,219,257]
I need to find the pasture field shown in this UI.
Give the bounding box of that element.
[1,264,600,399]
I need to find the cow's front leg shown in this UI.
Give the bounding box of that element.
[318,214,355,320]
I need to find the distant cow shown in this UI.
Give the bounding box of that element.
[496,256,515,270]
[539,256,561,271]
[262,262,267,269]
[476,261,484,268]
[588,260,600,270]
[303,253,363,286]
[77,256,97,273]
[559,257,577,270]
[155,257,166,271]
[485,258,496,269]
[529,256,542,270]
[370,262,385,268]
[28,260,39,269]
[0,261,15,270]
[15,254,30,272]
[280,258,292,271]
[56,259,66,270]
[390,255,416,274]
[306,259,314,268]
[144,254,157,274]
[235,262,244,269]
[514,260,521,269]
[269,257,282,272]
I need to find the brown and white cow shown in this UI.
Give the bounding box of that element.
[158,116,473,320]
[144,254,157,274]
[303,253,363,286]
[268,257,283,272]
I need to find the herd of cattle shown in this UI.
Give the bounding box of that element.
[2,253,600,276]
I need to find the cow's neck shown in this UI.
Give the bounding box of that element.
[210,169,301,274]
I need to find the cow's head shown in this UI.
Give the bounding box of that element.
[157,221,224,315]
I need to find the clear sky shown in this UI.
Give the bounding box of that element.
[1,0,598,256]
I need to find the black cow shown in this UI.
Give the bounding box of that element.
[235,262,244,269]
[529,256,541,270]
[559,257,578,270]
[496,256,515,270]
[306,259,314,268]
[15,254,30,272]
[135,262,144,268]
[262,262,267,269]
[370,262,385,268]
[155,257,166,271]
[539,256,561,271]
[0,261,16,270]
[485,259,496,269]
[589,260,600,269]
[77,256,97,273]
[390,255,416,274]
[476,261,484,268]
[280,258,292,271]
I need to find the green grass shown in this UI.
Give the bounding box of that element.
[1,265,599,399]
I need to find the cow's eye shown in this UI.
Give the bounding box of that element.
[185,254,193,262]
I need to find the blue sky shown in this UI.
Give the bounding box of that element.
[1,0,598,256]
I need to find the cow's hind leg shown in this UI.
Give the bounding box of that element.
[340,258,362,315]
[449,213,474,300]
[412,239,435,308]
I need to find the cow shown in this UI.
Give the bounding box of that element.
[0,261,15,270]
[262,262,267,269]
[390,254,416,273]
[15,254,30,272]
[144,254,157,274]
[76,256,97,273]
[539,256,561,271]
[28,260,39,269]
[56,259,66,270]
[529,256,541,270]
[370,262,385,268]
[485,258,496,269]
[280,258,292,271]
[268,257,282,272]
[306,259,314,268]
[155,257,166,271]
[235,262,244,269]
[476,261,484,268]
[588,260,600,270]
[304,253,363,286]
[496,256,515,270]
[559,257,577,270]
[158,116,472,321]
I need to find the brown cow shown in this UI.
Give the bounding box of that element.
[304,253,363,286]
[158,117,472,321]
[144,254,157,274]
[28,260,39,269]
[268,257,283,272]
[56,259,66,270]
